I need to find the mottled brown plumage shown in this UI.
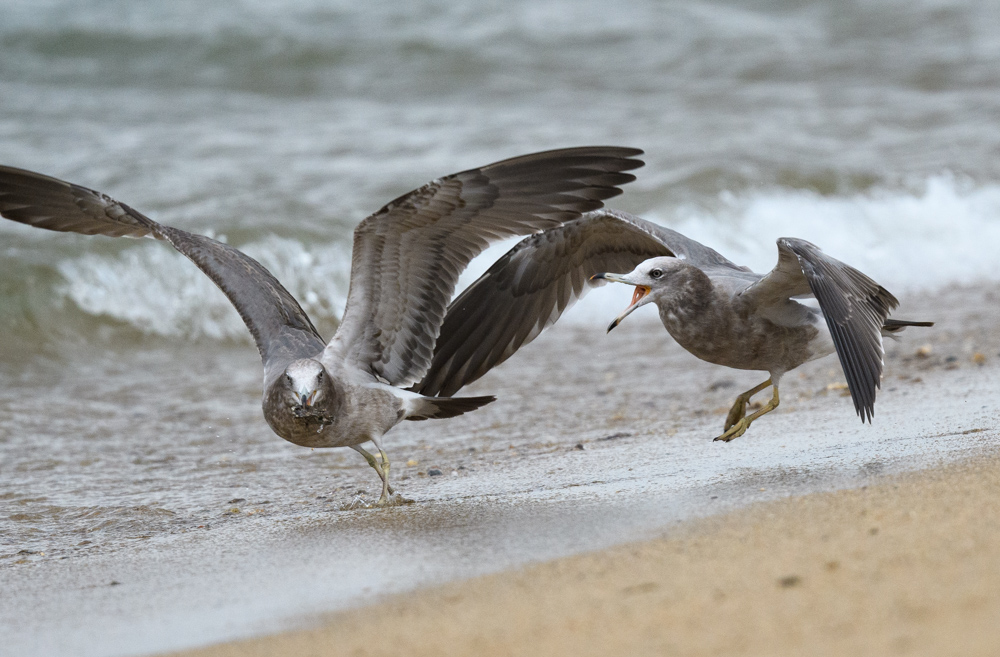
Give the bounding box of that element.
[416,209,932,441]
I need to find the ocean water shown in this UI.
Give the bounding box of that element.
[2,0,1000,566]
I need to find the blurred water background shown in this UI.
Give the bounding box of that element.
[3,0,1000,558]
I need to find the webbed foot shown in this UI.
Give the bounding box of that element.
[713,380,780,443]
[723,398,747,432]
[375,492,415,507]
[715,417,751,442]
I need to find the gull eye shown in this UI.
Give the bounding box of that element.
[285,373,293,384]
[649,268,663,279]
[317,371,324,381]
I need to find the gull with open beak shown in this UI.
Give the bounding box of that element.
[413,209,932,442]
[598,272,652,332]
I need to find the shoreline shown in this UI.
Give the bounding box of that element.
[169,450,1000,657]
[3,283,999,657]
[164,282,1000,657]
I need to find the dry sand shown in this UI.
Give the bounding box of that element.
[171,452,1000,657]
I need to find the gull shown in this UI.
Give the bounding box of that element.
[0,147,643,504]
[414,209,931,441]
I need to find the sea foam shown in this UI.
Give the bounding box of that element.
[56,235,350,341]
[54,175,1000,340]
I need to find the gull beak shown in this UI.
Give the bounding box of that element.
[298,390,319,408]
[592,272,651,333]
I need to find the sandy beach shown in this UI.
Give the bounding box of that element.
[143,282,1000,657]
[3,283,999,657]
[5,3,1000,654]
[170,453,1000,657]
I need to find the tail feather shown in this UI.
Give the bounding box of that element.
[882,318,934,334]
[405,395,496,421]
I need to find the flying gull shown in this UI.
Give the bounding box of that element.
[414,209,932,441]
[0,147,644,504]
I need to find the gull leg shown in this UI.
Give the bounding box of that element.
[715,382,779,442]
[369,435,414,507]
[351,445,388,501]
[723,378,773,432]
[379,450,396,496]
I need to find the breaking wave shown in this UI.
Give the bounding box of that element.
[529,174,1000,324]
[55,235,350,342]
[2,174,992,342]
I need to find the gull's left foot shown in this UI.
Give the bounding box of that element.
[715,417,751,442]
[714,383,779,442]
[723,398,747,432]
[342,492,415,509]
[375,492,415,507]
[721,378,772,433]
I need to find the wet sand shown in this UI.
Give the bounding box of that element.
[171,452,1000,657]
[167,283,1000,657]
[3,284,1000,656]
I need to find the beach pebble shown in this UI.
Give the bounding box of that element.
[428,469,443,477]
[916,344,933,357]
[972,352,987,365]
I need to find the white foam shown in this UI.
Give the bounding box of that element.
[56,236,351,341]
[671,174,1000,293]
[559,174,1000,325]
[54,175,1000,339]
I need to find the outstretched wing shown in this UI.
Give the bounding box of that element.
[325,147,644,387]
[413,209,740,396]
[742,237,898,422]
[0,166,325,371]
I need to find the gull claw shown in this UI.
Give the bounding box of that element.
[375,492,415,507]
[723,399,747,432]
[715,418,750,442]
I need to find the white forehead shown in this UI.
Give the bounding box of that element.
[285,359,324,380]
[637,256,681,273]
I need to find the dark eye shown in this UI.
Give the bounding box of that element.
[285,373,293,384]
[317,371,324,381]
[649,269,663,279]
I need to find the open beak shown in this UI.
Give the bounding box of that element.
[591,272,651,332]
[298,390,319,408]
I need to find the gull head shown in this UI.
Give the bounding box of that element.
[283,359,331,416]
[591,256,687,332]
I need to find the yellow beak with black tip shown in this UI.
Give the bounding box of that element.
[590,272,652,332]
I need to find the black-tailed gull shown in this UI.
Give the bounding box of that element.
[0,147,644,504]
[414,209,931,441]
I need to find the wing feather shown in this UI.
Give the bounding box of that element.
[325,147,645,386]
[742,237,898,421]
[413,209,739,396]
[0,165,325,372]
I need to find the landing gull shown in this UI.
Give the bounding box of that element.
[0,147,644,504]
[415,209,932,441]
